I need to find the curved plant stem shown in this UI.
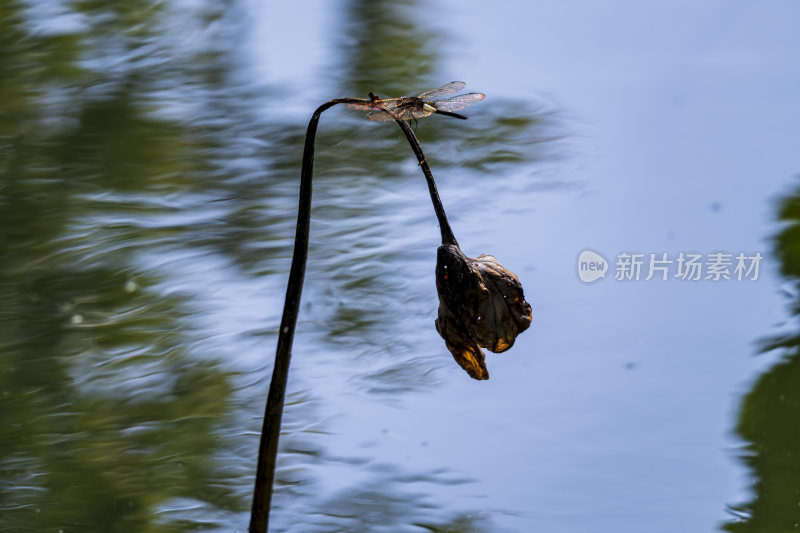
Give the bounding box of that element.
[388,112,458,246]
[249,97,457,533]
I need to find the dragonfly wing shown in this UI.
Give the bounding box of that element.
[366,110,400,122]
[345,102,378,112]
[366,106,433,121]
[348,98,409,121]
[346,98,403,111]
[430,93,486,112]
[416,81,466,100]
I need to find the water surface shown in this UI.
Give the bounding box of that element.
[2,1,800,532]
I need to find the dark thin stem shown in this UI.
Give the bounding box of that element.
[249,97,458,533]
[385,109,458,246]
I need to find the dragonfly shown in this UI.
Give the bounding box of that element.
[346,81,485,122]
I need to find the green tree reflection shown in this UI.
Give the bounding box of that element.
[0,0,241,530]
[0,0,561,529]
[725,178,800,532]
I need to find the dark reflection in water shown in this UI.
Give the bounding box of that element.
[0,0,245,530]
[308,472,493,533]
[0,0,557,530]
[725,178,800,532]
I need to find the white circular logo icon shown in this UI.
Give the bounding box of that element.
[577,250,608,283]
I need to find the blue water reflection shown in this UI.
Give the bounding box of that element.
[2,0,800,531]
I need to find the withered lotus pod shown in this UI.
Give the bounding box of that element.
[435,243,532,380]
